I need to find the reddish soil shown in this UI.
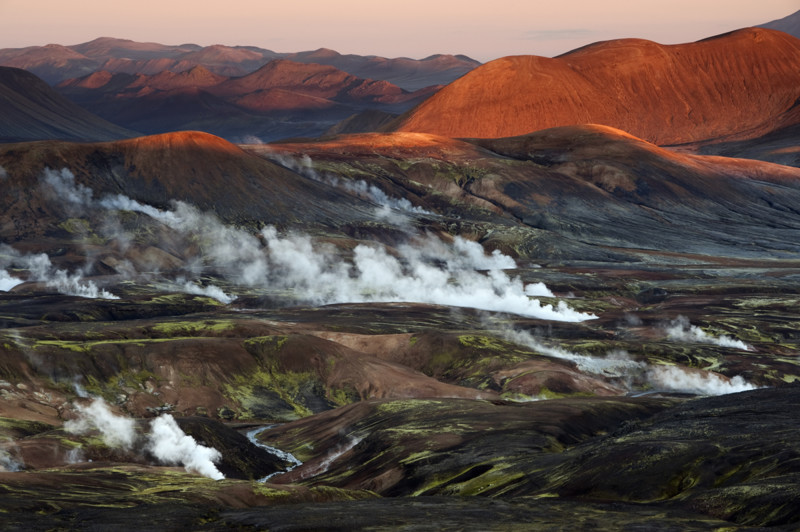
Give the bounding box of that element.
[390,28,800,145]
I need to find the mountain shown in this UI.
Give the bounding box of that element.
[284,48,480,91]
[69,37,202,60]
[759,8,800,38]
[0,37,478,90]
[55,60,438,141]
[387,28,800,145]
[0,44,98,84]
[0,66,136,142]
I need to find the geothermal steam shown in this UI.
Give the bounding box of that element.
[65,398,224,479]
[665,316,751,350]
[501,326,757,396]
[39,167,593,321]
[266,152,430,220]
[147,415,224,481]
[0,243,117,299]
[65,398,137,449]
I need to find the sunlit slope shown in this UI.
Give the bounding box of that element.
[389,28,800,145]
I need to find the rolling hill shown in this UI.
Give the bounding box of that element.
[387,28,800,145]
[55,60,438,141]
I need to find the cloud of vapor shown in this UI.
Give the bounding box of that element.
[665,316,751,351]
[39,167,591,321]
[0,165,7,179]
[498,326,757,396]
[64,398,137,449]
[647,365,757,395]
[147,414,224,480]
[63,398,224,480]
[0,244,118,299]
[41,168,93,214]
[0,447,23,472]
[265,152,431,219]
[179,280,236,304]
[0,269,23,292]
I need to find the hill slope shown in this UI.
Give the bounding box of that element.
[388,28,800,145]
[0,67,136,142]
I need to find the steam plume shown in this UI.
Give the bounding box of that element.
[64,398,225,479]
[647,365,757,394]
[64,398,137,449]
[0,447,23,472]
[0,244,118,299]
[147,414,224,480]
[0,165,7,179]
[265,152,431,218]
[41,166,591,321]
[0,270,23,292]
[665,316,751,350]
[499,326,757,396]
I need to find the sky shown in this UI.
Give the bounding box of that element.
[0,0,796,62]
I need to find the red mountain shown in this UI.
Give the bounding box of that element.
[388,28,800,145]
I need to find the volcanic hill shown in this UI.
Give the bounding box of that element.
[388,28,800,146]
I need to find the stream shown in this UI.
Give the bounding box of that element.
[246,426,303,483]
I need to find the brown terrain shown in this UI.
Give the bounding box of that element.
[389,28,800,146]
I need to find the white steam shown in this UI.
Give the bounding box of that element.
[42,168,92,212]
[0,269,23,291]
[500,326,757,396]
[0,244,118,299]
[266,152,431,218]
[0,447,23,472]
[0,165,7,179]
[41,167,591,321]
[64,398,224,479]
[147,414,224,480]
[665,316,751,351]
[647,365,757,395]
[65,398,137,449]
[178,280,236,304]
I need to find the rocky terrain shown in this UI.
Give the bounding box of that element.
[0,25,799,531]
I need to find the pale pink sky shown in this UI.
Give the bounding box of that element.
[0,0,796,61]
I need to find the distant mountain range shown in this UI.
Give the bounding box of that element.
[0,37,479,142]
[54,59,439,141]
[0,37,479,90]
[1,27,798,156]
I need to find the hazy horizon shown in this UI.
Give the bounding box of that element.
[0,1,796,62]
